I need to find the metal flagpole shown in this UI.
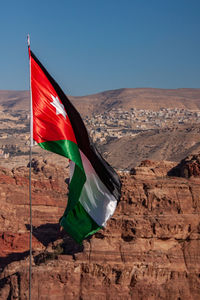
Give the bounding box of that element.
[27,34,33,300]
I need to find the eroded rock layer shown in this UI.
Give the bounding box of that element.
[0,158,200,299]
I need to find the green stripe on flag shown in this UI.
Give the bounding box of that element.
[38,140,83,170]
[60,201,102,244]
[38,139,86,213]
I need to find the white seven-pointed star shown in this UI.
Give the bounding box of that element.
[50,95,67,119]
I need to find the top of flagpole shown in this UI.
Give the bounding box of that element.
[27,34,30,47]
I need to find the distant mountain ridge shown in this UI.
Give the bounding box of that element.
[71,88,200,116]
[1,88,200,116]
[0,90,29,111]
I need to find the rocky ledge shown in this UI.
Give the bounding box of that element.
[0,156,200,299]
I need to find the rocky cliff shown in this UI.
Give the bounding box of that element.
[0,157,200,299]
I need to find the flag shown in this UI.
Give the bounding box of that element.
[28,46,121,244]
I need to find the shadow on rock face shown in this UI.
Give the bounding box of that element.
[26,223,84,254]
[0,250,29,272]
[168,153,200,178]
[25,223,63,247]
[61,234,84,255]
[0,223,84,271]
[25,223,84,265]
[31,223,84,265]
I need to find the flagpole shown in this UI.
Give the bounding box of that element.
[27,34,33,300]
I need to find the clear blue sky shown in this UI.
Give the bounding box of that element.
[0,0,200,96]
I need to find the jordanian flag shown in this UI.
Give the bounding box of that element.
[28,45,121,244]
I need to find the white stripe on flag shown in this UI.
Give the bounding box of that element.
[69,151,117,227]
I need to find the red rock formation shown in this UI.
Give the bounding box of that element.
[0,158,200,299]
[0,160,68,262]
[168,153,200,178]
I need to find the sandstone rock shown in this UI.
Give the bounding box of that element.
[168,153,200,178]
[130,160,177,178]
[0,158,200,299]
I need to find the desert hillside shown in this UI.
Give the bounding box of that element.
[0,88,200,170]
[1,88,200,116]
[102,125,200,169]
[70,88,200,116]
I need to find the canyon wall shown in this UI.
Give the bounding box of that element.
[0,158,200,299]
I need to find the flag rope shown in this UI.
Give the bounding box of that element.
[28,34,33,300]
